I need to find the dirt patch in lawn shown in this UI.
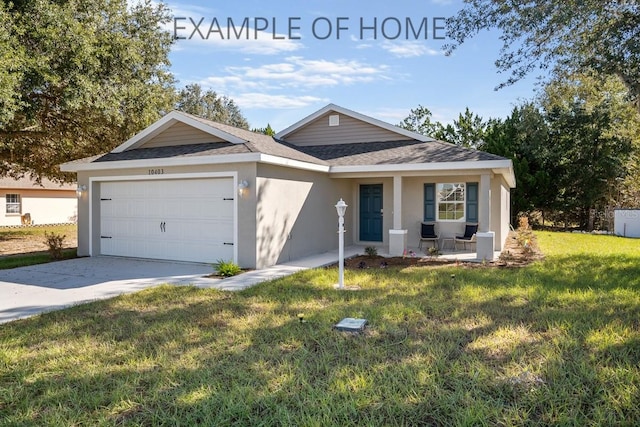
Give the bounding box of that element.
[339,230,543,270]
[0,225,78,256]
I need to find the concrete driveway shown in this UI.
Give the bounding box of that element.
[0,247,360,325]
[0,257,217,324]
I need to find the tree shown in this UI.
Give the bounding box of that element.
[175,84,249,129]
[545,101,632,229]
[252,124,276,136]
[0,0,175,181]
[445,0,640,112]
[541,73,640,208]
[482,104,555,225]
[399,105,487,148]
[438,108,487,148]
[397,105,440,137]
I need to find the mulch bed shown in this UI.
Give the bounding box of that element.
[337,230,543,271]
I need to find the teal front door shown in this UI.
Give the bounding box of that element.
[359,184,383,242]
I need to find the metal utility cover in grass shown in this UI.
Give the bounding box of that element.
[334,318,367,332]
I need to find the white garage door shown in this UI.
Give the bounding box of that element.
[100,178,235,263]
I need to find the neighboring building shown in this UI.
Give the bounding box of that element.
[61,104,515,269]
[614,209,640,238]
[0,176,77,226]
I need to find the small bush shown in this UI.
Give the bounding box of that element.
[427,246,439,258]
[364,246,378,257]
[44,232,65,260]
[518,215,530,231]
[213,259,242,278]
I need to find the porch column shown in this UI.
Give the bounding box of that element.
[476,173,495,261]
[393,175,402,229]
[389,175,407,256]
[478,173,491,232]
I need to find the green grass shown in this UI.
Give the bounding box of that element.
[0,248,77,269]
[0,224,77,269]
[0,224,76,240]
[1,231,640,425]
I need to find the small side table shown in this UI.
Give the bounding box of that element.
[441,237,456,251]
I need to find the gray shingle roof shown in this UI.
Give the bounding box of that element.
[94,142,249,162]
[65,111,508,168]
[294,140,506,166]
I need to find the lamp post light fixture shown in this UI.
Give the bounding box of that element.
[335,198,348,289]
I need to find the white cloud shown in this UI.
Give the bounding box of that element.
[232,93,328,109]
[201,56,390,92]
[381,40,441,58]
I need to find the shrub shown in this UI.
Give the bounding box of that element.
[213,259,242,278]
[427,246,439,258]
[364,246,378,257]
[44,232,65,260]
[518,215,530,231]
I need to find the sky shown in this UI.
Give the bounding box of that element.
[164,0,541,132]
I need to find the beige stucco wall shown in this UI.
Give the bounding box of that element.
[0,190,77,226]
[256,164,352,269]
[77,162,257,268]
[497,176,511,249]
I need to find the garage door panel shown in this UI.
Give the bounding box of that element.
[100,178,235,263]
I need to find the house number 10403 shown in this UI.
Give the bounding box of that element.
[148,169,164,175]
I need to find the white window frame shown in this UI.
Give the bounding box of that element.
[6,194,21,215]
[436,183,466,222]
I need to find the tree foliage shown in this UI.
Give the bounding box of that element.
[437,108,487,148]
[482,104,554,224]
[445,0,640,111]
[175,84,249,129]
[399,105,487,148]
[0,0,175,181]
[397,105,440,137]
[252,124,276,136]
[402,72,639,229]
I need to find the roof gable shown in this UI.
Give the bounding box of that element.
[112,110,247,153]
[275,103,434,146]
[138,122,226,149]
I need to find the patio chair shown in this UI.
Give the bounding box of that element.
[454,223,478,251]
[418,222,439,251]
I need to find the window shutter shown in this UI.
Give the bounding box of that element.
[424,183,435,221]
[466,182,478,223]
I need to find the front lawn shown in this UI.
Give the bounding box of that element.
[1,232,639,425]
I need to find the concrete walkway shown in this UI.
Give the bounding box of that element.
[0,247,362,324]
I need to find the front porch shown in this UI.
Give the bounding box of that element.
[342,172,512,262]
[350,244,502,263]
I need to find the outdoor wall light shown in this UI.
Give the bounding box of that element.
[76,184,87,198]
[238,180,249,197]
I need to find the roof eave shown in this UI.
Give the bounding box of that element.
[60,153,329,174]
[329,159,516,187]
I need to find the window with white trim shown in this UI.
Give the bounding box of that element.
[6,194,21,214]
[437,183,465,221]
